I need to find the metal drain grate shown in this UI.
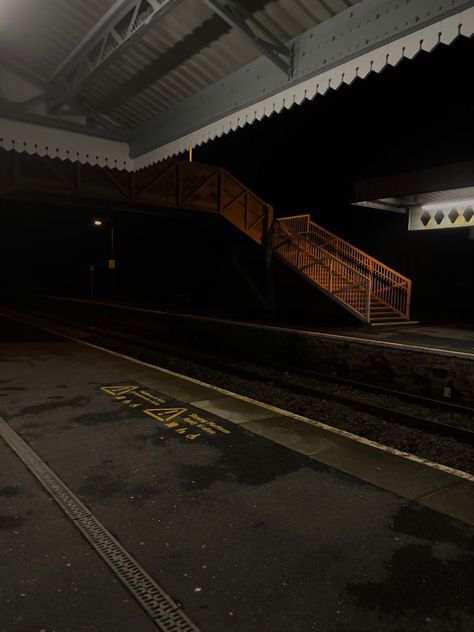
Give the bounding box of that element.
[0,416,201,632]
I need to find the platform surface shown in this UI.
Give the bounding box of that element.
[1,315,473,632]
[35,297,474,357]
[311,322,474,356]
[90,298,474,356]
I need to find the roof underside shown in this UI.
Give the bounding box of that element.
[0,0,473,170]
[70,0,353,130]
[1,0,357,127]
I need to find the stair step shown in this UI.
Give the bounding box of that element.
[370,317,406,322]
[371,310,397,315]
[371,309,397,314]
[370,320,419,327]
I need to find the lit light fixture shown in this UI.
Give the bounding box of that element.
[92,219,103,226]
[422,199,474,211]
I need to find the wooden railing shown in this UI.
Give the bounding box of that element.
[0,150,273,245]
[272,214,411,322]
[0,148,411,319]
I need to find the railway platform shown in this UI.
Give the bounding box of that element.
[20,296,474,408]
[1,313,473,632]
[35,296,474,356]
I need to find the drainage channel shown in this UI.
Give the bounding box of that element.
[0,415,202,632]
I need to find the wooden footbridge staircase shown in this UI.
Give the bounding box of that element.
[272,215,411,324]
[0,150,411,324]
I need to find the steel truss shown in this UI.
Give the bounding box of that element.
[47,0,184,111]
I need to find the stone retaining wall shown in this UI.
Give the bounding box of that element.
[34,297,474,407]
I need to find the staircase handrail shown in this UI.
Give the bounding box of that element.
[275,218,370,292]
[273,220,371,321]
[278,214,411,285]
[275,221,370,283]
[277,224,372,283]
[275,214,411,321]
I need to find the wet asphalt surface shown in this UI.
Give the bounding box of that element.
[1,317,473,632]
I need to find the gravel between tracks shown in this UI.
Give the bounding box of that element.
[99,335,474,475]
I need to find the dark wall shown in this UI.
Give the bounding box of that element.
[0,202,271,317]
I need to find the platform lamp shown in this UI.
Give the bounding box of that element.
[90,217,117,297]
[91,218,116,270]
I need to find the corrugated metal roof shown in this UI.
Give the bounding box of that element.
[0,0,118,83]
[1,0,471,170]
[0,0,361,126]
[80,0,362,127]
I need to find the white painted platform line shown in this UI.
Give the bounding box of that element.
[2,308,473,485]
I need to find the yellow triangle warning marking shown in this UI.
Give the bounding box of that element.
[144,407,188,422]
[101,386,138,396]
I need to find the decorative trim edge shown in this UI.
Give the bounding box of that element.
[1,7,472,173]
[0,117,131,170]
[133,7,474,170]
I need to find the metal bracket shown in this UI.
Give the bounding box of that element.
[204,0,293,77]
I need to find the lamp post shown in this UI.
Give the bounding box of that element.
[91,217,117,296]
[91,218,116,265]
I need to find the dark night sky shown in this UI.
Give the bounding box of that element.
[1,36,473,324]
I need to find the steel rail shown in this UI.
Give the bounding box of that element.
[20,309,474,447]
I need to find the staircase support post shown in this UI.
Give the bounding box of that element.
[263,205,276,313]
[264,248,275,313]
[366,276,372,322]
[406,280,412,320]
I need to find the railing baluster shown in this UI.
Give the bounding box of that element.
[274,215,412,321]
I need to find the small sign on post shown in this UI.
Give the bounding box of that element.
[108,259,116,269]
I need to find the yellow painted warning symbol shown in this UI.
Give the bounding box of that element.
[101,386,137,396]
[144,407,188,423]
[100,384,231,442]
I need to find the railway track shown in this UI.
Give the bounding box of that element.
[29,312,474,447]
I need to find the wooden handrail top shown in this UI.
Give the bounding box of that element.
[277,213,311,221]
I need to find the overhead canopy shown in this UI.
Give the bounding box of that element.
[0,0,473,171]
[353,160,474,230]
